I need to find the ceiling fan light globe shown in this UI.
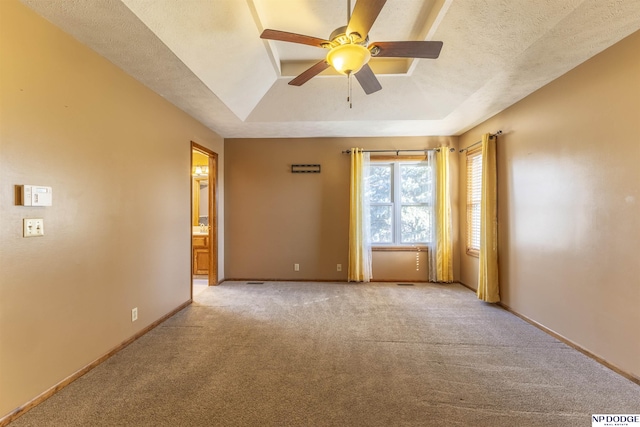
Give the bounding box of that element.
[326,44,371,75]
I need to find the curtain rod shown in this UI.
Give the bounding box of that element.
[342,147,455,155]
[459,130,503,153]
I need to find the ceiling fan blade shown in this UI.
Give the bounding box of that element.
[370,41,443,58]
[261,29,329,48]
[289,60,331,86]
[354,64,382,95]
[346,0,387,39]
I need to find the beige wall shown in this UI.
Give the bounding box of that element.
[458,30,640,378]
[224,136,459,282]
[0,1,224,417]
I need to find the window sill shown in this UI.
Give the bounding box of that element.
[466,248,479,258]
[373,246,428,252]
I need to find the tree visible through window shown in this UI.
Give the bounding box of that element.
[466,148,482,256]
[368,161,432,246]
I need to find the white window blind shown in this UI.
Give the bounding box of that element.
[466,149,482,255]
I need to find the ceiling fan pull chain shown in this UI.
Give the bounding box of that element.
[348,72,353,109]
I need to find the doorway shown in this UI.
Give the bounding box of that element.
[191,142,218,298]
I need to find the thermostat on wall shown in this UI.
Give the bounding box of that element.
[20,185,52,206]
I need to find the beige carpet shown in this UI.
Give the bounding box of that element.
[10,281,640,426]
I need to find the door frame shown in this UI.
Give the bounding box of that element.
[191,142,218,296]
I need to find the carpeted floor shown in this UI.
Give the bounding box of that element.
[10,282,640,426]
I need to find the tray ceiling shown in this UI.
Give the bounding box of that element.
[21,0,640,138]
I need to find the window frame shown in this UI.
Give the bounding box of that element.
[466,147,482,257]
[369,156,432,250]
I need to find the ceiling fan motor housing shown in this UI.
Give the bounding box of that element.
[329,26,368,47]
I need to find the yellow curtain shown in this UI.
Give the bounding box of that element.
[477,133,500,302]
[348,148,372,282]
[433,147,453,282]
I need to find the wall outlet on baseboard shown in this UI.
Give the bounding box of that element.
[337,264,342,271]
[131,307,138,322]
[294,263,300,271]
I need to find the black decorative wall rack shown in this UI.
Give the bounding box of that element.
[291,164,321,173]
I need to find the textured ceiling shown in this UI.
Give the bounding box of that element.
[21,0,640,138]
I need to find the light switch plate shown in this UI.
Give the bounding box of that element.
[23,218,44,237]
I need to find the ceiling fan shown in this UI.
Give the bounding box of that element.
[260,0,443,95]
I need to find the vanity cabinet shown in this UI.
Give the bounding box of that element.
[193,235,209,275]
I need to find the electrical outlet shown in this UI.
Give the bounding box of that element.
[294,263,300,271]
[131,307,138,322]
[337,264,342,272]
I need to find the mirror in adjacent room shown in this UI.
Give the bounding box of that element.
[194,178,208,228]
[192,150,210,231]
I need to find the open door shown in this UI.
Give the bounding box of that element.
[191,143,218,296]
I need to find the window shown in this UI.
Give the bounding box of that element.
[368,160,432,246]
[466,148,482,256]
